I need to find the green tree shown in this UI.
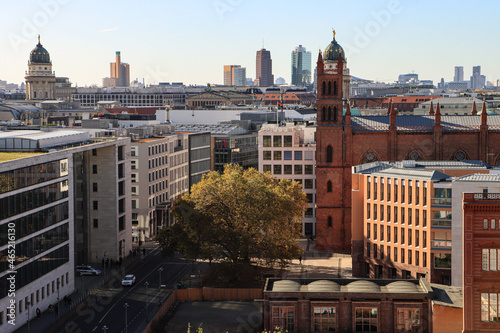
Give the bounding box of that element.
[158,164,307,271]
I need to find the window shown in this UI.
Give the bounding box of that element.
[401,207,405,224]
[294,165,303,174]
[263,151,272,160]
[394,183,398,203]
[402,184,406,202]
[416,251,420,266]
[119,216,125,231]
[327,181,332,192]
[273,136,282,147]
[401,248,405,263]
[483,249,500,271]
[294,151,303,160]
[367,177,371,199]
[374,244,378,258]
[380,205,384,221]
[93,201,98,210]
[423,182,427,204]
[305,208,314,217]
[408,209,412,225]
[355,308,378,332]
[93,219,98,228]
[263,135,271,147]
[380,245,384,259]
[387,226,391,243]
[408,184,412,204]
[272,306,295,331]
[374,178,378,200]
[132,200,137,209]
[314,307,336,331]
[394,247,398,262]
[326,146,333,163]
[387,246,391,260]
[415,209,419,226]
[481,293,500,322]
[374,204,378,220]
[305,165,313,174]
[367,242,371,257]
[394,227,398,243]
[484,219,489,229]
[416,182,420,205]
[492,219,496,230]
[394,206,398,223]
[305,151,313,160]
[328,216,332,227]
[92,164,97,174]
[380,181,384,201]
[284,135,293,147]
[367,203,371,219]
[306,193,314,203]
[408,249,412,265]
[273,151,282,160]
[273,165,282,175]
[367,223,371,239]
[415,230,419,247]
[408,230,412,246]
[92,148,97,156]
[284,151,292,160]
[423,231,427,248]
[263,165,271,173]
[423,210,427,227]
[423,252,427,267]
[380,225,384,241]
[401,228,405,245]
[284,165,292,175]
[304,179,314,189]
[387,206,391,222]
[387,181,391,201]
[93,183,98,192]
[374,224,378,240]
[397,308,420,332]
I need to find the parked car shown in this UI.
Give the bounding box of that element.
[76,265,102,276]
[121,274,136,286]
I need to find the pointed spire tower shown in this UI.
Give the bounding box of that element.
[471,101,478,115]
[435,102,441,126]
[428,101,435,116]
[481,101,488,125]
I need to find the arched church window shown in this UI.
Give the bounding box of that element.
[407,150,424,161]
[327,181,332,192]
[360,150,379,164]
[328,81,331,95]
[333,106,338,122]
[334,81,338,96]
[328,107,331,121]
[451,150,469,161]
[322,81,326,96]
[322,107,326,121]
[326,145,333,163]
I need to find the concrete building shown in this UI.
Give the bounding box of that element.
[454,66,464,83]
[107,51,130,87]
[470,66,486,90]
[262,277,433,332]
[0,130,131,333]
[291,45,312,87]
[462,192,500,332]
[259,124,317,236]
[25,36,56,101]
[256,49,274,87]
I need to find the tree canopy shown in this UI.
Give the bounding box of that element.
[157,164,307,270]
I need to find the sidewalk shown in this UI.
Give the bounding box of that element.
[15,241,156,333]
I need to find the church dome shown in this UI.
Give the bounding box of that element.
[323,31,346,62]
[30,37,51,63]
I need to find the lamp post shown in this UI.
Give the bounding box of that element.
[102,325,108,333]
[26,301,31,333]
[145,282,149,321]
[57,280,60,320]
[158,267,163,289]
[124,303,129,333]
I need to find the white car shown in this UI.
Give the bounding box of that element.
[121,274,136,286]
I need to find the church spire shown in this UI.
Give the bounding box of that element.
[481,101,488,125]
[345,102,351,125]
[471,101,477,115]
[317,50,324,74]
[390,101,396,126]
[434,102,441,125]
[428,101,435,116]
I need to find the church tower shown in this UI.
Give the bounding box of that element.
[25,36,56,100]
[315,31,353,251]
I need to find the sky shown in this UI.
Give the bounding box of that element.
[1,0,499,87]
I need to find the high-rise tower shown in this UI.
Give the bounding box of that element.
[256,48,274,87]
[109,51,130,87]
[454,66,464,82]
[25,36,56,100]
[291,45,312,87]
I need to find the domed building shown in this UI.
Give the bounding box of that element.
[25,36,56,100]
[319,30,350,100]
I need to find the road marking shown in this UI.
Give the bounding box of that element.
[92,326,98,331]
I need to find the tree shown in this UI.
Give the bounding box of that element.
[158,164,307,271]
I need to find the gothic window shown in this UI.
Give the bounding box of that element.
[327,181,332,192]
[407,150,424,161]
[322,81,326,96]
[333,106,338,122]
[322,107,326,121]
[360,150,379,164]
[333,81,338,96]
[328,81,331,95]
[326,145,333,163]
[328,107,331,121]
[450,149,470,161]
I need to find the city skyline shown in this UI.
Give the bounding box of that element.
[1,0,500,87]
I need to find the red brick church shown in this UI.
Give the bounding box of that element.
[315,32,500,255]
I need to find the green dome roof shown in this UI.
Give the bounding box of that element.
[323,37,346,62]
[30,39,51,64]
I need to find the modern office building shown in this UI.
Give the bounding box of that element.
[470,66,486,90]
[25,36,56,101]
[462,192,500,332]
[258,124,317,236]
[212,133,258,173]
[256,49,274,87]
[291,45,312,87]
[0,130,131,333]
[223,65,246,86]
[454,66,464,82]
[107,51,130,87]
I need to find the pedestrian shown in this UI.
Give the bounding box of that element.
[102,258,105,267]
[36,307,41,319]
[105,258,109,267]
[48,304,53,313]
[299,256,302,264]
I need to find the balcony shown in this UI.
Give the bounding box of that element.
[431,198,452,207]
[431,239,452,250]
[431,219,452,229]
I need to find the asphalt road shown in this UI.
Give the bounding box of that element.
[54,248,190,333]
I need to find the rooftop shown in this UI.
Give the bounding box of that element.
[0,152,45,163]
[455,173,500,182]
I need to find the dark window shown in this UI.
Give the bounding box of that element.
[327,181,332,192]
[119,216,125,231]
[92,149,97,156]
[93,201,98,210]
[92,165,97,174]
[93,219,98,228]
[327,216,332,227]
[92,183,98,192]
[326,145,333,163]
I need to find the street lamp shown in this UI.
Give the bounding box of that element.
[57,280,60,320]
[124,303,129,333]
[26,301,31,333]
[102,325,108,333]
[158,267,163,289]
[145,282,149,321]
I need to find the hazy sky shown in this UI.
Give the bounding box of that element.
[1,0,499,87]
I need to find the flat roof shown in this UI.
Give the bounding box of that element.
[0,152,45,163]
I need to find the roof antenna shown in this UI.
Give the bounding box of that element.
[262,38,264,49]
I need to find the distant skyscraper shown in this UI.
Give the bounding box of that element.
[291,45,311,86]
[108,51,130,87]
[275,77,286,85]
[454,66,464,82]
[470,65,486,90]
[224,65,246,86]
[256,48,274,87]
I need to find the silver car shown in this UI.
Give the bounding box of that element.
[121,274,136,286]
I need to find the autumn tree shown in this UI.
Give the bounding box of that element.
[157,164,307,270]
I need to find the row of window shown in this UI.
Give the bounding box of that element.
[367,223,428,248]
[271,306,420,332]
[367,243,428,267]
[367,204,431,227]
[367,177,429,206]
[0,273,70,325]
[262,135,294,147]
[262,150,314,161]
[484,219,500,230]
[482,249,500,271]
[262,164,314,175]
[481,293,500,322]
